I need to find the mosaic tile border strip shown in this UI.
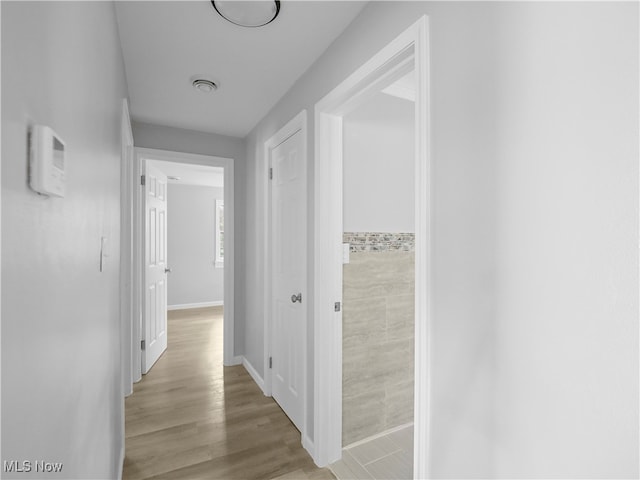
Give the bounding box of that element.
[343,232,415,253]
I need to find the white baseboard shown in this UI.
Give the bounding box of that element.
[117,444,125,480]
[242,356,265,393]
[226,355,243,366]
[303,434,316,463]
[167,301,223,311]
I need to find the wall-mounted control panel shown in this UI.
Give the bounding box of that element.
[29,125,66,197]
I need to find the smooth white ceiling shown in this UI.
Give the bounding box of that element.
[149,160,224,188]
[115,1,367,138]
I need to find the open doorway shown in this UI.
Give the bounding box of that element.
[153,160,225,312]
[313,17,430,478]
[144,159,225,372]
[337,77,416,480]
[130,148,236,381]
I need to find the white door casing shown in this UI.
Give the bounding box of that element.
[143,162,168,373]
[133,148,237,376]
[120,98,134,396]
[270,128,306,432]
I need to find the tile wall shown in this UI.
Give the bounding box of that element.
[342,233,415,446]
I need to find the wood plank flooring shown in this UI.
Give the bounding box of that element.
[123,306,334,480]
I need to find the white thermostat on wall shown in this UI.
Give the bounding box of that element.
[29,125,66,197]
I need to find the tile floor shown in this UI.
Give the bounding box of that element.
[330,424,413,480]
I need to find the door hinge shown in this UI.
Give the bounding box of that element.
[141,340,146,350]
[140,174,146,186]
[269,167,273,180]
[334,302,341,312]
[269,356,272,369]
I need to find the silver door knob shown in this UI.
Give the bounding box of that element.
[165,267,172,274]
[291,293,302,303]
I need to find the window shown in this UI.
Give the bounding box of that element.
[215,199,224,268]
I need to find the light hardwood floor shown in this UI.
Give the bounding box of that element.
[124,306,334,480]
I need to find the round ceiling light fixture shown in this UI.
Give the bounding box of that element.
[192,78,218,93]
[212,1,280,28]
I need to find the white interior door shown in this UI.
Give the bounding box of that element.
[143,163,168,374]
[271,129,306,431]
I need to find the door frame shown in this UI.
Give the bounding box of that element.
[131,147,238,370]
[118,99,134,480]
[313,16,431,476]
[263,110,310,451]
[120,99,135,395]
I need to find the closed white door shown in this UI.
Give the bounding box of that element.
[143,163,168,373]
[271,129,306,431]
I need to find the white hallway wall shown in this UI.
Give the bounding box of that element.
[244,1,639,478]
[1,2,128,478]
[132,121,246,355]
[167,183,224,308]
[343,92,415,233]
